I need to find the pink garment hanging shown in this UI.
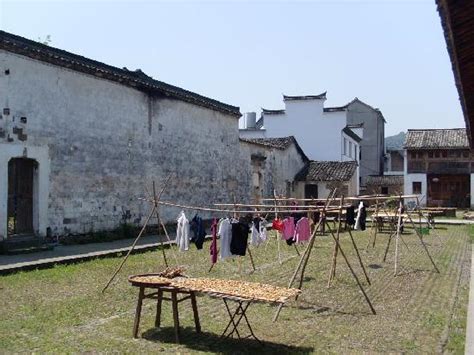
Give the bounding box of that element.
[294,217,311,243]
[210,218,218,264]
[282,217,295,240]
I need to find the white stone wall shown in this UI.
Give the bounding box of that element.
[0,50,249,239]
[404,173,427,206]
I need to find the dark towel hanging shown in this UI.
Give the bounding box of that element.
[346,206,355,226]
[190,215,206,249]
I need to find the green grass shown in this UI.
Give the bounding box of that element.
[0,224,471,353]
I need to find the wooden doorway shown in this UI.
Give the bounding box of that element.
[427,174,470,208]
[7,158,37,236]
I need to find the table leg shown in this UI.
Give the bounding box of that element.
[155,289,163,328]
[171,290,180,343]
[133,286,145,338]
[190,292,201,333]
[222,299,241,339]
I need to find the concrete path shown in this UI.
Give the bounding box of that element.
[0,234,174,274]
[466,247,474,355]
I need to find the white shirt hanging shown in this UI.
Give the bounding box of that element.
[176,211,190,251]
[218,218,233,259]
[354,201,364,231]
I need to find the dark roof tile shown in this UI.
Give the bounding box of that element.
[404,128,469,149]
[366,175,404,186]
[0,30,240,117]
[295,161,357,182]
[240,136,309,161]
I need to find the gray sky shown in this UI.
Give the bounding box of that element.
[0,0,465,136]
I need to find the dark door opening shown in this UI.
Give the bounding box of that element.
[427,174,470,208]
[304,184,318,199]
[7,158,37,236]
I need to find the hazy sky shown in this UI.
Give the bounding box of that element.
[0,0,465,136]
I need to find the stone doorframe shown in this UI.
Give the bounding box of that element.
[0,144,50,240]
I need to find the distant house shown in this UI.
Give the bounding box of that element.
[239,93,385,190]
[294,160,359,199]
[365,175,404,196]
[404,128,472,208]
[239,136,308,202]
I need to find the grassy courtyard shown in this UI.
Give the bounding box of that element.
[0,224,471,353]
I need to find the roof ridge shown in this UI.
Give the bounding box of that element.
[0,30,240,116]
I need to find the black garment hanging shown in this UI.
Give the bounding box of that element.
[359,205,367,231]
[346,206,355,226]
[190,215,206,249]
[230,221,250,256]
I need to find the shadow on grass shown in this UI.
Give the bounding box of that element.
[141,326,314,354]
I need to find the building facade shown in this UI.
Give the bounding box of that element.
[239,93,386,190]
[239,136,308,202]
[404,128,473,208]
[0,30,251,241]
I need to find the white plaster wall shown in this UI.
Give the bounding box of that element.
[0,50,249,237]
[404,173,427,206]
[261,99,347,160]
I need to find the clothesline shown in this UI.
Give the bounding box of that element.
[262,194,420,203]
[214,203,352,209]
[138,198,344,214]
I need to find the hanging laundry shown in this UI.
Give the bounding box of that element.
[190,215,206,249]
[210,218,218,264]
[354,202,367,231]
[230,220,250,256]
[176,211,190,251]
[282,217,295,240]
[251,217,267,246]
[272,218,284,232]
[218,218,233,259]
[294,217,311,243]
[346,206,355,226]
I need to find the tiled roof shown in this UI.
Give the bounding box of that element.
[404,128,469,149]
[436,0,474,146]
[324,105,348,112]
[262,108,285,115]
[295,161,357,182]
[283,92,327,101]
[0,30,240,117]
[240,136,309,161]
[342,126,362,142]
[366,175,404,186]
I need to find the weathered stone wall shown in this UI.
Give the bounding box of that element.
[0,50,250,238]
[239,141,306,200]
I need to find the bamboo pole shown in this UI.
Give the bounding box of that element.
[347,228,371,285]
[394,198,403,276]
[323,218,376,315]
[102,206,156,293]
[153,181,168,268]
[328,196,344,287]
[102,175,172,293]
[404,210,440,273]
[273,190,336,322]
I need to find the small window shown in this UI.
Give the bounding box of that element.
[349,141,353,158]
[442,150,447,158]
[413,181,422,194]
[417,152,424,159]
[343,138,347,155]
[381,186,388,195]
[434,151,440,158]
[354,145,357,160]
[428,151,433,158]
[410,152,417,159]
[463,151,469,158]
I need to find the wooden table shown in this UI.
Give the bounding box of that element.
[128,275,299,344]
[129,281,201,343]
